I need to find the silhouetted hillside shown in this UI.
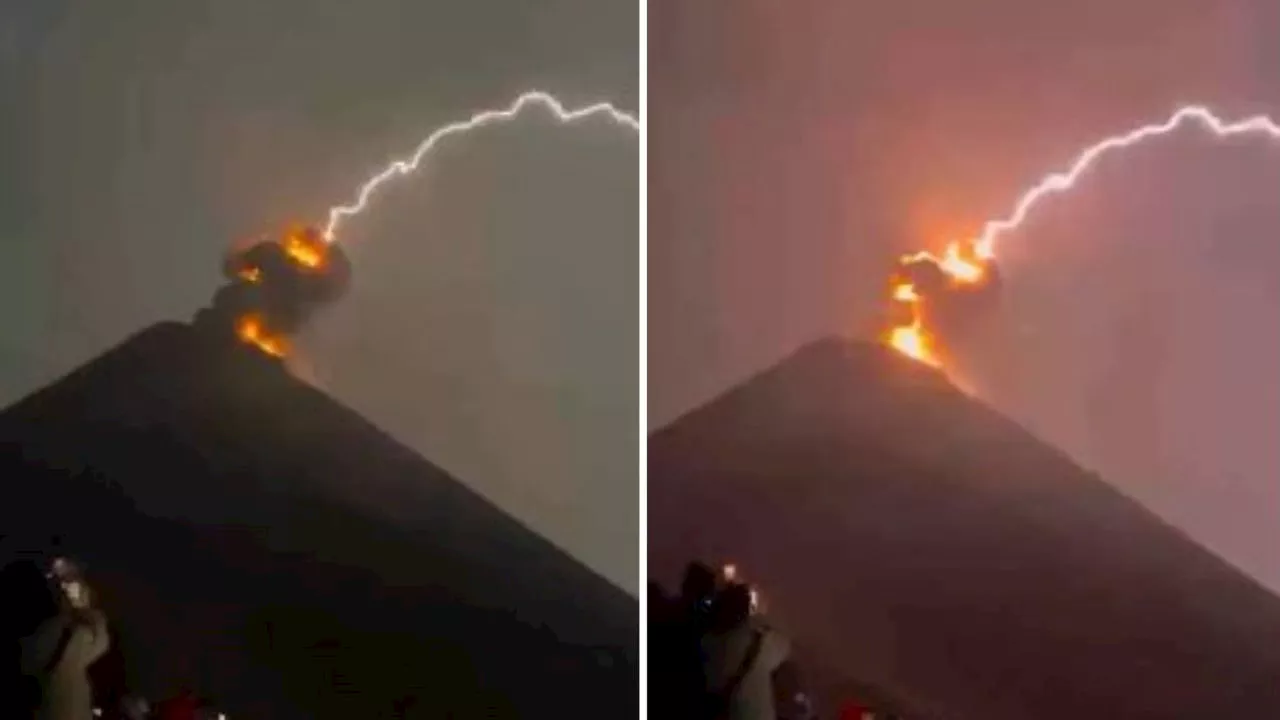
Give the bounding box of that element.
[649,337,1280,719]
[0,320,635,719]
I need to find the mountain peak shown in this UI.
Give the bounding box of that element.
[0,320,635,719]
[650,337,1280,719]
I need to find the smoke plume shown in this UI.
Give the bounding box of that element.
[197,226,351,358]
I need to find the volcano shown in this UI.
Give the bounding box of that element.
[648,338,1280,719]
[0,318,635,719]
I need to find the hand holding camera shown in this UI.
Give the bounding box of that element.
[48,557,93,611]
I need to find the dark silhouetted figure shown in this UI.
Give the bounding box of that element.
[680,562,718,618]
[702,583,791,720]
[3,560,61,716]
[650,562,722,719]
[648,581,683,718]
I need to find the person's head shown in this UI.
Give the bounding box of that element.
[712,582,753,631]
[0,559,59,637]
[680,561,717,606]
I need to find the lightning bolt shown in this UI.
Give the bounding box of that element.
[887,104,1280,367]
[974,105,1280,258]
[321,90,639,243]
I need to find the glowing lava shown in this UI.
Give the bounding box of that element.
[222,225,348,360]
[282,226,328,270]
[235,313,288,358]
[883,239,991,367]
[886,315,937,368]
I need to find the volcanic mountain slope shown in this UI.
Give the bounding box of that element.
[648,338,1280,720]
[0,320,635,720]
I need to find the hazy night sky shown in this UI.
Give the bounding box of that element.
[2,1,637,593]
[650,1,1280,593]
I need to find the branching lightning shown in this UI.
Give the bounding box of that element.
[974,105,1280,258]
[887,104,1280,367]
[321,90,639,243]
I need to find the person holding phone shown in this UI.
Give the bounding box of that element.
[19,557,111,720]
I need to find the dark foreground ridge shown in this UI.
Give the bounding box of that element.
[649,337,1280,719]
[0,320,636,719]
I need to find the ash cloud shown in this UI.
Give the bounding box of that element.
[901,255,1005,358]
[197,228,352,349]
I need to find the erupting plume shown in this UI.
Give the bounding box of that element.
[886,241,992,367]
[216,90,636,358]
[883,105,1280,368]
[210,225,351,359]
